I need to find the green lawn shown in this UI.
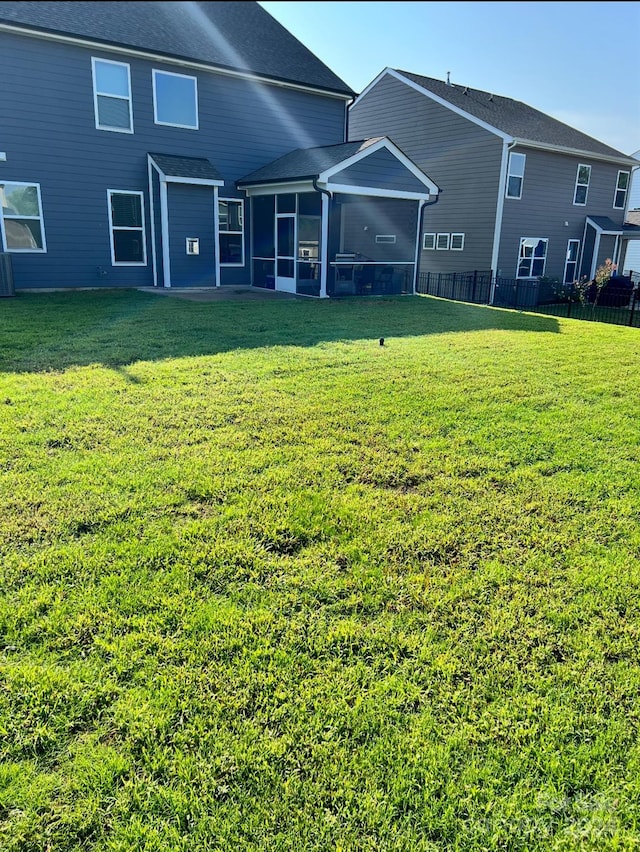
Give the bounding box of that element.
[1,290,640,851]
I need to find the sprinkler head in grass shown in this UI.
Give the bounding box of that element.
[379,337,385,346]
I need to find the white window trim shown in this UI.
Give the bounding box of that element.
[107,190,147,266]
[450,233,465,251]
[563,239,580,284]
[516,237,548,279]
[436,233,450,250]
[218,197,244,267]
[0,180,47,253]
[613,170,630,210]
[505,152,526,199]
[375,234,396,244]
[152,69,199,130]
[423,233,436,250]
[573,163,591,206]
[91,57,133,134]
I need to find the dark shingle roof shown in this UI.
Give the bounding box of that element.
[149,153,222,181]
[0,1,354,96]
[588,215,640,237]
[396,70,632,161]
[237,139,384,185]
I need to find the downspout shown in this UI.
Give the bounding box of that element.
[313,177,332,298]
[490,138,517,304]
[413,193,439,294]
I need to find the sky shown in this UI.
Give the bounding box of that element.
[260,1,640,157]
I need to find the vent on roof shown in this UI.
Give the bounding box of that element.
[488,93,494,102]
[446,71,451,86]
[463,87,469,95]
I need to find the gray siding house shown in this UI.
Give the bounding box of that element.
[349,68,640,287]
[0,2,438,297]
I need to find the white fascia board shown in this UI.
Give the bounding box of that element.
[0,23,352,101]
[318,137,439,195]
[318,182,431,201]
[240,180,315,197]
[164,175,224,187]
[386,69,512,142]
[513,138,637,167]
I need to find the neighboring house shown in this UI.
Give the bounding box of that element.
[349,68,640,286]
[0,1,437,295]
[623,150,640,277]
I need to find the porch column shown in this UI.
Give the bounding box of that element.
[213,186,221,287]
[159,178,171,288]
[413,199,426,294]
[320,192,329,298]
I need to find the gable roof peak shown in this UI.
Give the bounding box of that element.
[390,68,631,162]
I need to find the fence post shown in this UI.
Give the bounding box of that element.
[567,283,573,318]
[436,273,441,298]
[472,270,477,302]
[630,288,637,327]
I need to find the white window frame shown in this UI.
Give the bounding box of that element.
[563,239,580,284]
[152,70,199,130]
[0,181,47,253]
[423,233,436,250]
[91,57,133,133]
[517,237,548,279]
[506,152,526,199]
[573,163,591,206]
[613,170,630,210]
[450,233,465,251]
[107,190,147,266]
[436,233,450,250]
[218,198,244,267]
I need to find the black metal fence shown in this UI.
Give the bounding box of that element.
[416,270,640,329]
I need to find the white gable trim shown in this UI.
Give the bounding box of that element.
[318,183,431,201]
[318,137,439,195]
[353,69,512,142]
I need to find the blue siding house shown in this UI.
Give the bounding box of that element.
[0,1,438,296]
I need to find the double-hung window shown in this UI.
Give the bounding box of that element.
[517,237,548,278]
[573,164,591,205]
[92,58,133,132]
[108,191,146,265]
[0,181,46,251]
[613,171,630,209]
[153,70,198,129]
[506,152,526,199]
[563,239,580,284]
[218,199,244,265]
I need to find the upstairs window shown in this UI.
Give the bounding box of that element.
[517,237,548,278]
[436,233,450,250]
[218,199,244,265]
[573,164,591,205]
[108,191,146,265]
[450,233,465,250]
[613,171,630,209]
[506,152,526,199]
[423,233,436,250]
[0,181,46,251]
[153,70,198,129]
[92,58,133,133]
